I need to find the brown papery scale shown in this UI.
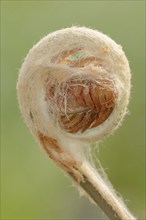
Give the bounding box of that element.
[46,48,117,134]
[46,74,116,133]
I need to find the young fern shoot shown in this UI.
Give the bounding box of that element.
[17,26,136,220]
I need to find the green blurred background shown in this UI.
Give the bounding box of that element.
[1,1,145,219]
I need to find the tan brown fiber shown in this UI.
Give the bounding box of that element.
[46,74,116,133]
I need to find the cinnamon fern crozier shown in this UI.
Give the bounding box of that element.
[17,27,135,220]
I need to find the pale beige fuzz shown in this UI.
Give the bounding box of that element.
[17,27,135,220]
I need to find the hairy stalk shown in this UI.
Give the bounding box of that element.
[42,138,135,220]
[73,163,135,220]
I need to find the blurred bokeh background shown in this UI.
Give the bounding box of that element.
[1,1,145,219]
